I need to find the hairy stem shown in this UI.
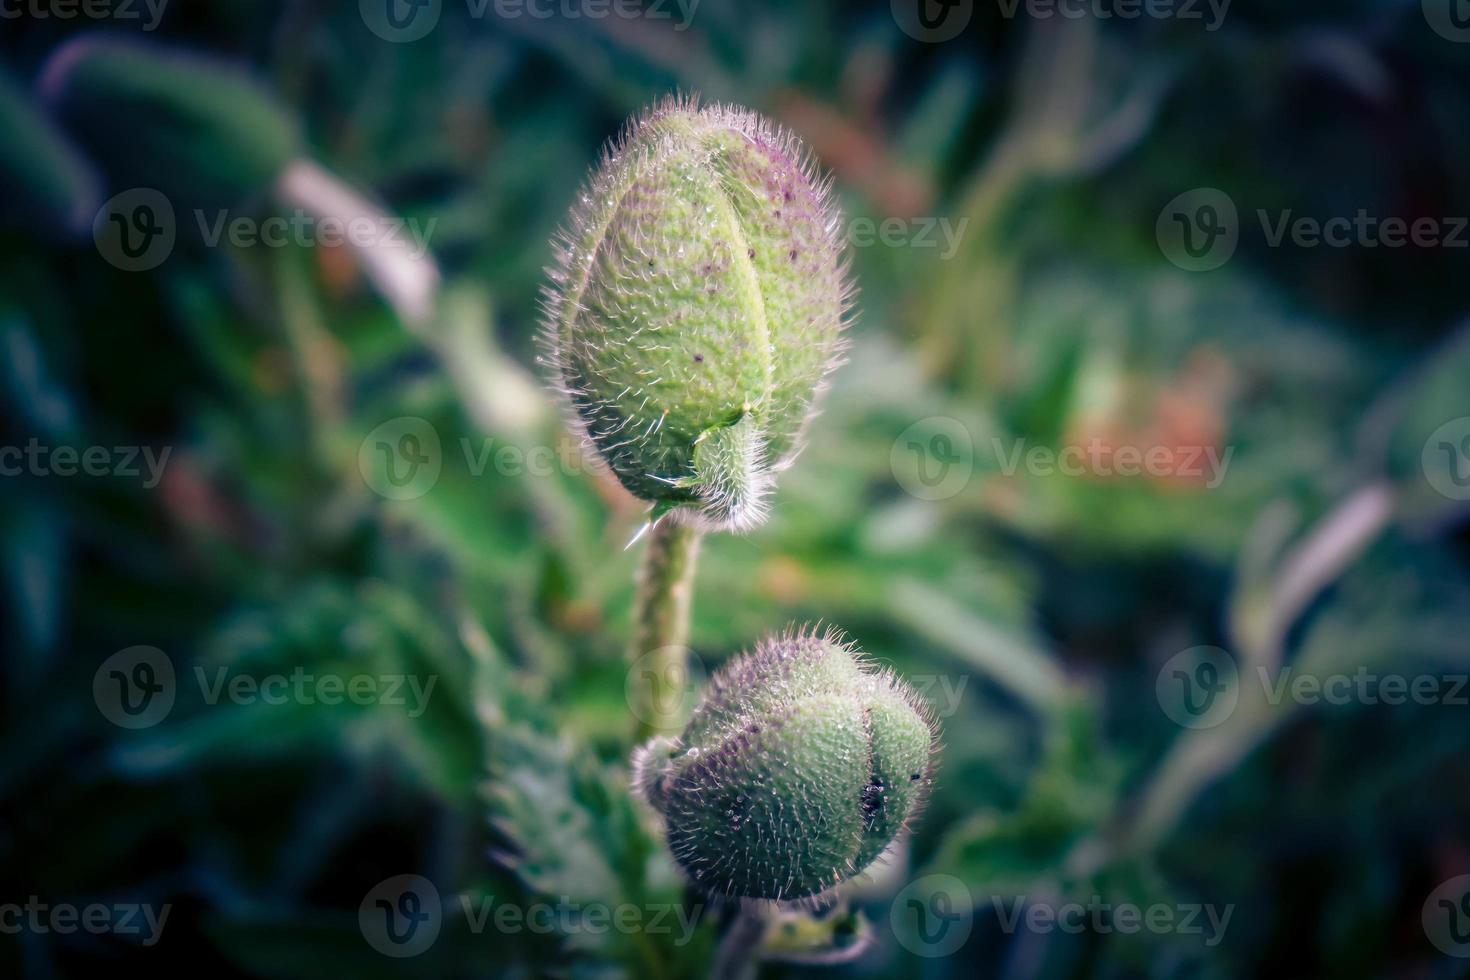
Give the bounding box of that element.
[710,907,767,980]
[629,518,702,740]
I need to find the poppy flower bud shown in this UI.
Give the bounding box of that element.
[633,627,937,903]
[543,96,851,531]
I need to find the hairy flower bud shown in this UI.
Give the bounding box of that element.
[543,96,852,531]
[633,626,937,903]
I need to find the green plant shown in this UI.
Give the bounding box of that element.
[633,626,937,904]
[42,34,299,209]
[544,96,936,976]
[0,68,98,236]
[542,95,851,533]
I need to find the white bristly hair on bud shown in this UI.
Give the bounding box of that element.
[540,93,854,533]
[632,623,940,907]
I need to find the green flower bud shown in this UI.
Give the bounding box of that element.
[41,36,298,209]
[634,627,937,903]
[543,96,852,531]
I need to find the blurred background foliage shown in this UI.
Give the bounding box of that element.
[2,0,1469,977]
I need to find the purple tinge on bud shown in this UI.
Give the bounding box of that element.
[542,95,853,532]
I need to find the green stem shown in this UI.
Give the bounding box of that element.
[629,518,702,740]
[709,907,767,980]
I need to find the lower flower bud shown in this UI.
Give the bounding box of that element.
[633,626,938,903]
